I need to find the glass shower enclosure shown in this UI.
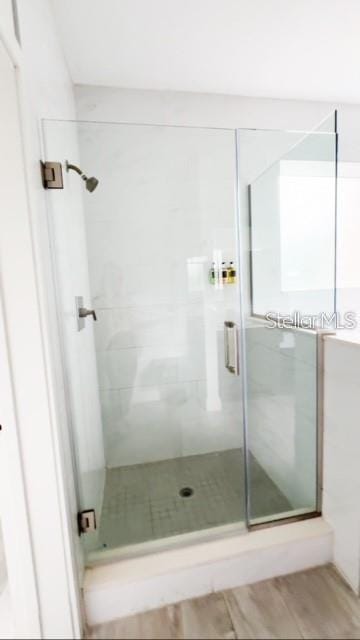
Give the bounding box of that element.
[237,124,337,525]
[42,117,337,561]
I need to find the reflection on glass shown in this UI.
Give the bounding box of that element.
[249,131,336,320]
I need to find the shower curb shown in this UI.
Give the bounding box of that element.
[83,517,333,626]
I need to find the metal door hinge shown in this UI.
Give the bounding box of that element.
[40,161,63,189]
[78,509,97,535]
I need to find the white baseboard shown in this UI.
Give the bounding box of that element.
[84,518,333,626]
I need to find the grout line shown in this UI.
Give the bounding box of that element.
[219,590,238,640]
[272,576,306,639]
[221,590,240,639]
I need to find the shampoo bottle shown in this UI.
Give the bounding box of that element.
[228,261,236,284]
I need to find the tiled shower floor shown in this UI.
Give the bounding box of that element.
[97,449,291,550]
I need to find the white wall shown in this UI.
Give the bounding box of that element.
[0,521,12,639]
[17,0,105,565]
[75,86,337,131]
[0,1,85,636]
[0,0,13,36]
[0,519,7,610]
[336,163,360,326]
[52,0,360,104]
[0,523,6,596]
[323,335,360,592]
[74,85,360,147]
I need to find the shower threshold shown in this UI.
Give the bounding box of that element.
[92,449,291,555]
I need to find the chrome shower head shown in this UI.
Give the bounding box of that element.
[66,161,99,193]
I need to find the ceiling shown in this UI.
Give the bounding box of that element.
[51,0,360,103]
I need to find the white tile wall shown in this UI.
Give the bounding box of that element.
[323,336,360,592]
[79,123,243,467]
[101,380,243,467]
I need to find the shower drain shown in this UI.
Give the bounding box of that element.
[179,487,194,498]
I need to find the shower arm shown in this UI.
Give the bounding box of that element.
[65,161,99,192]
[66,162,84,176]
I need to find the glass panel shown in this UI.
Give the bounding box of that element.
[42,118,336,547]
[42,120,246,559]
[237,126,337,524]
[249,131,336,319]
[245,323,318,522]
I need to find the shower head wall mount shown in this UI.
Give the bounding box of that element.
[41,160,99,192]
[65,161,99,192]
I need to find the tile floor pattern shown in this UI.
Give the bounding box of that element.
[97,449,291,549]
[88,565,360,639]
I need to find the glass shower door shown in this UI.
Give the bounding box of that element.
[237,125,337,525]
[42,119,247,557]
[42,116,336,554]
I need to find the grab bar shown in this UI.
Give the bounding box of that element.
[224,321,239,375]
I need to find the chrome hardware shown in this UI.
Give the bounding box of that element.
[224,321,239,375]
[79,307,97,321]
[75,296,97,331]
[40,161,63,189]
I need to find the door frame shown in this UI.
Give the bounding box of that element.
[0,17,82,640]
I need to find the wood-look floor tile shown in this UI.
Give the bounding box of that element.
[87,614,141,640]
[224,580,302,639]
[88,605,181,640]
[275,565,360,639]
[87,565,360,640]
[176,592,236,639]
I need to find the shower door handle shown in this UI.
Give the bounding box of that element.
[224,321,239,375]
